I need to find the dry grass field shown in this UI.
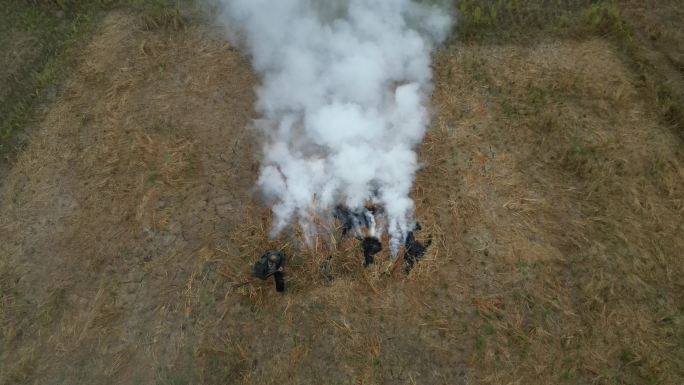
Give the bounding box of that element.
[1,1,683,384]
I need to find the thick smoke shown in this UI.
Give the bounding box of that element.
[218,0,451,254]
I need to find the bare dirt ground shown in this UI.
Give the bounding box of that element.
[1,5,683,385]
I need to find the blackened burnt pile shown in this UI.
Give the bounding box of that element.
[404,223,432,273]
[335,204,383,266]
[361,236,382,267]
[334,204,432,272]
[334,204,379,239]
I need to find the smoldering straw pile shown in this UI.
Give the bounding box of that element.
[217,0,451,252]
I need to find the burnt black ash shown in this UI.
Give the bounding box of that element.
[404,223,431,274]
[334,204,378,238]
[361,236,382,267]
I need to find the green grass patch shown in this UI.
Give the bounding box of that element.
[0,1,103,155]
[454,0,633,43]
[0,0,193,160]
[454,0,684,141]
[455,0,593,43]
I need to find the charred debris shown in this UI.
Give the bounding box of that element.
[334,204,431,273]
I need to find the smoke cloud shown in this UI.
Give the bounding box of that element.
[217,0,451,254]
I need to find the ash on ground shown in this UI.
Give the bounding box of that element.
[333,204,431,273]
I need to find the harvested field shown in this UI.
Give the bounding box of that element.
[1,2,683,385]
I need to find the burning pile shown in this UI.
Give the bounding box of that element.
[217,0,452,254]
[334,204,430,273]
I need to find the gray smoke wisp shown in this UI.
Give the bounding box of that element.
[218,0,451,254]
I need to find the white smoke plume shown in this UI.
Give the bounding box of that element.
[217,0,451,254]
